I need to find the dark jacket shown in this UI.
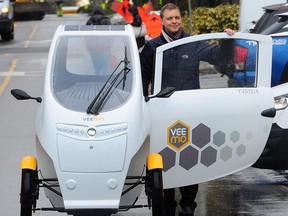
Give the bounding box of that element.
[140,30,234,96]
[86,6,111,25]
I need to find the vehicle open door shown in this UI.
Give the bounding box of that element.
[147,33,275,189]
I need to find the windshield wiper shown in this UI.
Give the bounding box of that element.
[86,47,130,115]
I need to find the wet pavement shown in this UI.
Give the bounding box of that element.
[115,167,288,216]
[193,167,288,216]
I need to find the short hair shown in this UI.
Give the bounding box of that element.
[160,3,181,18]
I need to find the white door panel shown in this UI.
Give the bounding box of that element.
[147,33,274,188]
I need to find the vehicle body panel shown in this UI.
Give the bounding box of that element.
[148,33,274,188]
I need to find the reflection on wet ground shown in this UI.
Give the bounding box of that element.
[116,167,288,215]
[191,167,288,215]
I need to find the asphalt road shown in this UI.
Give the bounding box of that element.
[1,13,288,216]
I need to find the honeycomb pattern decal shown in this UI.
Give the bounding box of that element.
[192,123,210,148]
[159,121,252,172]
[159,147,176,172]
[179,146,198,170]
[201,146,217,167]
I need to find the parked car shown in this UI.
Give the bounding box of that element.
[235,6,288,87]
[238,0,287,32]
[253,82,288,170]
[240,3,288,169]
[250,3,288,34]
[0,0,14,41]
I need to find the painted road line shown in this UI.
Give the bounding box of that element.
[24,25,38,48]
[0,72,25,76]
[0,71,44,76]
[0,59,17,95]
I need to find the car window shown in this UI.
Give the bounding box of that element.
[252,11,278,33]
[52,35,134,113]
[261,17,288,35]
[160,38,258,90]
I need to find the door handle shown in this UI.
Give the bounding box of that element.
[261,108,276,118]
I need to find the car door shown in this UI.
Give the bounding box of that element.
[147,33,275,189]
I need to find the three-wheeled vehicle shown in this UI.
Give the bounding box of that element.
[11,25,277,215]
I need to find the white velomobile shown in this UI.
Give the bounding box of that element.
[11,25,277,216]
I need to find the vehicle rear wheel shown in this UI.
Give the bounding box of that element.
[20,169,39,216]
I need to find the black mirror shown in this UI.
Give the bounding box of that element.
[11,89,42,103]
[145,87,175,102]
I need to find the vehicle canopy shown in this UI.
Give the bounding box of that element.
[52,26,134,114]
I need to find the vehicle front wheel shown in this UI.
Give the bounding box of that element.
[148,169,164,216]
[145,153,164,216]
[1,24,14,41]
[20,169,39,216]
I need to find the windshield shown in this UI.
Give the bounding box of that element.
[52,35,134,113]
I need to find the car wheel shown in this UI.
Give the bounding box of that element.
[1,24,14,41]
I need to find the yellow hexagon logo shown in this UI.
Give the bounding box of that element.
[167,120,190,150]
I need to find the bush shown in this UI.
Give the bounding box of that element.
[182,4,239,35]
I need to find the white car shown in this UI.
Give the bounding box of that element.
[11,25,276,216]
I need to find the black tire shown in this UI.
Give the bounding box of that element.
[35,12,45,20]
[146,168,164,216]
[20,169,38,216]
[1,23,14,41]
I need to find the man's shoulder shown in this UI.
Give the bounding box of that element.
[88,15,110,25]
[146,35,165,48]
[183,32,191,38]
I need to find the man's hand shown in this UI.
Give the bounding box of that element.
[224,28,235,36]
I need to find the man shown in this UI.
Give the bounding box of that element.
[140,3,235,216]
[86,5,111,25]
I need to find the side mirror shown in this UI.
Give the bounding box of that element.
[145,87,175,102]
[11,89,42,103]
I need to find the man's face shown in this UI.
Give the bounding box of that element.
[161,9,182,36]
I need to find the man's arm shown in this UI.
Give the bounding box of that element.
[140,43,155,96]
